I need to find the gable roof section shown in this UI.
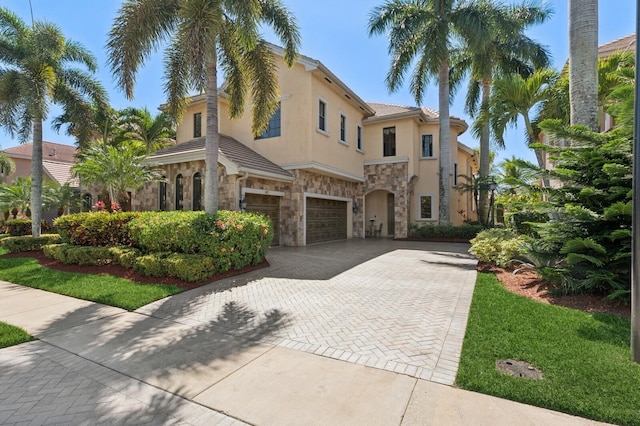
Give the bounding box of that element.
[3,141,77,163]
[43,160,79,187]
[598,34,636,59]
[365,102,468,133]
[148,134,293,181]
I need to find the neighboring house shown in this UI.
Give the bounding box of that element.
[2,141,79,187]
[135,45,478,246]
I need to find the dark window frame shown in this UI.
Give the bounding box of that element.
[383,126,396,157]
[193,113,202,138]
[256,103,282,139]
[159,179,167,211]
[339,113,347,142]
[356,125,363,151]
[175,174,184,210]
[421,134,433,157]
[420,195,433,220]
[318,99,327,132]
[192,172,202,210]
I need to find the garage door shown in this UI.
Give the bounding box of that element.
[245,194,280,246]
[306,197,347,245]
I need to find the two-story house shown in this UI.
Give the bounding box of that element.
[133,45,478,246]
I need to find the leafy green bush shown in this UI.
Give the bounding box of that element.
[108,247,141,269]
[1,234,62,253]
[165,253,216,282]
[469,229,525,268]
[54,212,141,246]
[42,243,72,262]
[409,223,483,240]
[505,211,549,236]
[133,253,169,277]
[3,219,51,236]
[43,244,141,268]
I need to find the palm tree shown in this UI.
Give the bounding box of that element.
[452,0,551,226]
[107,0,300,215]
[568,0,598,130]
[43,181,80,216]
[0,153,15,183]
[71,143,164,210]
[369,0,489,225]
[53,103,122,149]
[0,177,31,218]
[487,68,558,171]
[119,107,175,154]
[0,7,106,236]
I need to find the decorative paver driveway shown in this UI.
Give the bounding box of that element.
[139,239,477,385]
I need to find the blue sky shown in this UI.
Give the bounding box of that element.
[0,0,636,165]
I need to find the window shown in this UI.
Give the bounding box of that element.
[383,126,396,157]
[420,195,433,220]
[453,163,458,186]
[192,172,202,210]
[175,174,184,210]
[339,113,347,143]
[159,179,167,211]
[82,193,92,212]
[356,125,363,151]
[421,134,433,157]
[193,113,202,138]
[318,99,327,132]
[256,103,281,139]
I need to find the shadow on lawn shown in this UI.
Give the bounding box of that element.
[576,312,630,348]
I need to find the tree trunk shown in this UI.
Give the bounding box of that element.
[569,0,599,131]
[478,77,492,226]
[30,118,43,237]
[524,114,550,188]
[204,47,220,215]
[438,59,451,225]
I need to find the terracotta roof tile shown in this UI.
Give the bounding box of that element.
[150,134,292,179]
[599,34,636,58]
[3,141,78,163]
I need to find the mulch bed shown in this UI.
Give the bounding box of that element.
[2,251,269,291]
[479,262,631,318]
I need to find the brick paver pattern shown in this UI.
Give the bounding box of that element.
[139,240,477,385]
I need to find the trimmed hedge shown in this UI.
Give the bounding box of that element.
[133,253,169,277]
[54,212,141,246]
[43,244,141,267]
[1,234,62,253]
[408,223,484,241]
[3,219,51,236]
[165,253,217,282]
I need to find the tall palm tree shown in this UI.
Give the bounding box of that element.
[568,0,598,130]
[119,107,175,154]
[487,68,558,171]
[107,0,300,215]
[452,0,551,225]
[53,103,121,149]
[369,0,488,225]
[0,7,106,236]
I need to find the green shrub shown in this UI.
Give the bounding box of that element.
[42,243,72,262]
[108,247,141,269]
[63,246,114,266]
[165,253,216,282]
[133,253,170,277]
[54,212,141,246]
[1,234,62,253]
[409,223,484,240]
[505,211,549,236]
[3,219,51,236]
[469,229,526,268]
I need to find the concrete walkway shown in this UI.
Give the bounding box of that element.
[0,240,608,425]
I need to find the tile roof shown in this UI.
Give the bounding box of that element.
[599,34,636,58]
[367,102,461,120]
[3,141,78,163]
[43,160,79,187]
[150,134,292,179]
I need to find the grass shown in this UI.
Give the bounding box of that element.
[0,321,33,349]
[457,272,640,426]
[0,247,182,311]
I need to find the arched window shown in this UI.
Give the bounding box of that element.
[159,179,167,211]
[175,174,184,210]
[192,172,202,211]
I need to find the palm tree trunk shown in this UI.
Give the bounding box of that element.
[30,118,43,237]
[478,77,491,226]
[438,59,451,225]
[523,114,550,188]
[204,46,220,215]
[569,0,598,131]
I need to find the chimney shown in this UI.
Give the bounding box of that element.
[50,148,56,157]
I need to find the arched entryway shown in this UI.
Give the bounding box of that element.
[364,190,395,238]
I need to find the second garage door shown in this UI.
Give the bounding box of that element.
[306,197,347,245]
[245,193,280,246]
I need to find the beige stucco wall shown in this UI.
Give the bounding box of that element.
[5,158,33,184]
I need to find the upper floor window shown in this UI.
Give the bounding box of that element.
[383,126,396,157]
[356,125,363,151]
[193,113,202,138]
[420,195,433,220]
[339,113,347,143]
[421,134,433,157]
[318,99,327,132]
[192,172,202,210]
[256,103,281,139]
[175,174,184,210]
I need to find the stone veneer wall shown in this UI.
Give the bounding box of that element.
[363,162,410,239]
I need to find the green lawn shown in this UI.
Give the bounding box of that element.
[0,248,182,311]
[457,272,640,426]
[0,321,33,349]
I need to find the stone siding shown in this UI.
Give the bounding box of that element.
[363,162,410,239]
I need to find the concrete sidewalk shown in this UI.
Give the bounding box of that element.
[0,240,611,425]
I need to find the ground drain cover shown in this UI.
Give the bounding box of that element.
[496,359,544,379]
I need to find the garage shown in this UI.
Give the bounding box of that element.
[306,197,347,245]
[245,193,280,246]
